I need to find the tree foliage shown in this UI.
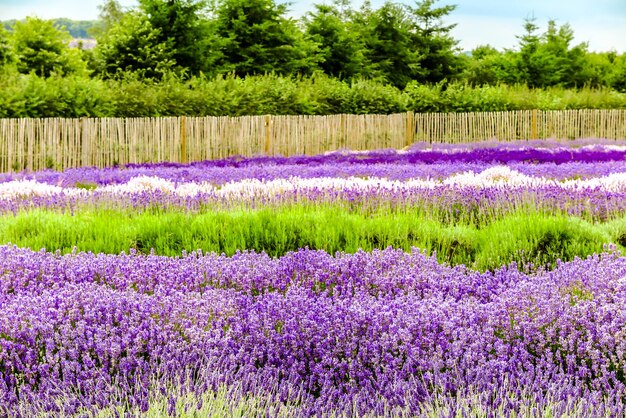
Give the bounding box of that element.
[1,0,625,118]
[207,0,319,76]
[4,19,99,39]
[89,0,127,38]
[354,1,423,88]
[459,19,626,90]
[405,0,461,83]
[11,17,87,77]
[0,26,14,67]
[303,0,462,88]
[137,0,209,74]
[516,18,590,88]
[94,11,176,79]
[303,2,365,80]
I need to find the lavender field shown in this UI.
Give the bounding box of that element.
[2,140,626,417]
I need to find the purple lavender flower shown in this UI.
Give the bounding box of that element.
[1,246,626,416]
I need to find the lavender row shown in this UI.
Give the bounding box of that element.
[3,148,626,187]
[1,184,625,221]
[1,245,626,416]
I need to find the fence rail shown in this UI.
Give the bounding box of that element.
[1,109,625,172]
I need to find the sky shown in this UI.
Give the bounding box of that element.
[0,0,625,52]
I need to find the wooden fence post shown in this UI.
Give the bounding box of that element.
[531,109,538,139]
[405,111,414,147]
[180,116,188,163]
[81,117,89,167]
[264,115,272,154]
[340,114,347,149]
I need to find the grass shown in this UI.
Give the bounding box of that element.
[1,206,623,272]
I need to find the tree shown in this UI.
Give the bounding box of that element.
[405,0,462,83]
[544,21,589,87]
[137,0,209,74]
[460,45,500,85]
[207,0,319,76]
[347,0,460,88]
[0,26,14,67]
[94,11,176,79]
[579,52,616,88]
[609,54,626,92]
[515,18,591,88]
[303,2,365,80]
[11,17,88,77]
[89,0,127,38]
[353,1,423,88]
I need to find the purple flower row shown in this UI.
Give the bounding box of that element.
[1,245,626,416]
[2,146,626,187]
[2,185,625,221]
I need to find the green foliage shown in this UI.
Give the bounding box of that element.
[303,3,365,80]
[89,0,127,38]
[609,54,626,92]
[0,26,14,68]
[459,20,626,90]
[94,11,176,80]
[403,81,445,112]
[0,207,621,272]
[475,215,609,272]
[304,4,364,79]
[0,71,115,118]
[52,18,98,39]
[2,5,626,118]
[405,0,462,83]
[461,46,518,86]
[468,19,595,89]
[354,2,423,89]
[4,19,99,39]
[3,3,626,94]
[207,0,319,76]
[518,19,589,88]
[11,17,88,77]
[105,74,163,116]
[343,78,407,113]
[0,72,624,118]
[407,81,514,112]
[105,72,407,116]
[340,0,461,89]
[138,0,209,74]
[403,81,626,113]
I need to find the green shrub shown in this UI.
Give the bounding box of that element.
[0,72,624,118]
[1,207,622,272]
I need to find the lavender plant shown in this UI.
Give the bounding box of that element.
[1,246,626,416]
[2,142,626,416]
[2,142,626,187]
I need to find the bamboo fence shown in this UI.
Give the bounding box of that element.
[0,109,625,172]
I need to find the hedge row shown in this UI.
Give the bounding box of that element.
[1,72,625,118]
